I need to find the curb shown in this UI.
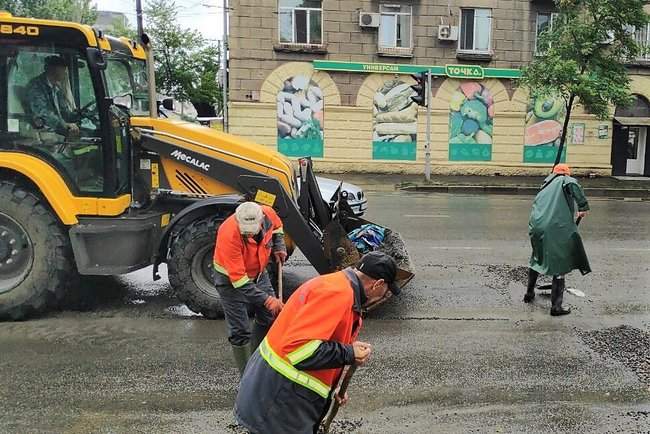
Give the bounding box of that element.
[400,184,650,199]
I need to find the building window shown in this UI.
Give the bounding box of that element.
[278,0,322,45]
[459,8,491,53]
[535,12,558,54]
[379,4,412,49]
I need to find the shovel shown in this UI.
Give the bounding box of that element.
[277,261,283,302]
[321,364,358,434]
[536,283,586,298]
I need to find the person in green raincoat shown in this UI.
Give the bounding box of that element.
[524,164,591,316]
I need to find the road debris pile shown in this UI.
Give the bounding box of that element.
[317,418,365,434]
[579,325,650,386]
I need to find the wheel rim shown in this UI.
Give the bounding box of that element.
[191,243,221,299]
[0,213,34,295]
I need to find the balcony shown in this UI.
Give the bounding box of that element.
[633,24,650,62]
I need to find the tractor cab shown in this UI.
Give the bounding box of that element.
[0,22,144,199]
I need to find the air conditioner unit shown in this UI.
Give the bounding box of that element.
[359,12,380,28]
[438,25,459,41]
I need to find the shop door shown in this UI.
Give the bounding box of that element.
[625,127,647,175]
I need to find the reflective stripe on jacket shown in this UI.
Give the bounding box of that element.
[234,269,364,434]
[213,205,284,288]
[265,270,362,390]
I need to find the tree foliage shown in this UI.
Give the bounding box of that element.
[0,0,96,24]
[109,16,138,41]
[522,0,649,163]
[144,0,222,113]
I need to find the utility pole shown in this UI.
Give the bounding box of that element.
[136,0,144,43]
[222,0,229,132]
[425,69,432,182]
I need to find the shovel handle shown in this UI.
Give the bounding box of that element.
[277,261,283,302]
[322,364,358,433]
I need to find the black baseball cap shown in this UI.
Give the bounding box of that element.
[356,251,401,295]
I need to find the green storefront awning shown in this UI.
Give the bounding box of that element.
[313,60,522,79]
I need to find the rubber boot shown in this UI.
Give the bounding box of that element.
[550,277,571,316]
[231,342,253,376]
[523,268,539,303]
[250,322,270,352]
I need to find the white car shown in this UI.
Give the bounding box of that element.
[315,176,368,217]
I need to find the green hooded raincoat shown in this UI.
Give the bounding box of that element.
[529,174,591,277]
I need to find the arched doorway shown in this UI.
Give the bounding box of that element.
[612,94,650,176]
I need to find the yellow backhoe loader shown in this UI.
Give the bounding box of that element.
[0,12,413,320]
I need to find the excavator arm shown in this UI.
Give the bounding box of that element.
[139,129,333,274]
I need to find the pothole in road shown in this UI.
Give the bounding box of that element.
[482,264,556,295]
[578,325,650,386]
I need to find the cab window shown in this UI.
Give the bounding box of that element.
[0,45,103,194]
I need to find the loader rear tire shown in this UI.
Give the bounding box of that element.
[168,216,225,319]
[0,182,74,320]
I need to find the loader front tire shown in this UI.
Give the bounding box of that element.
[168,216,224,319]
[0,182,74,320]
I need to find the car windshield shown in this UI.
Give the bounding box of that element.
[103,55,149,116]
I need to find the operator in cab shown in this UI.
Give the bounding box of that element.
[26,55,80,137]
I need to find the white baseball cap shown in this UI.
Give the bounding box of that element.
[235,202,264,235]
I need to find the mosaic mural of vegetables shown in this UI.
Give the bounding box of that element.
[277,75,324,157]
[372,80,418,160]
[523,95,567,163]
[449,82,494,161]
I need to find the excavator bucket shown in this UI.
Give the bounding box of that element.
[323,187,414,291]
[296,157,413,290]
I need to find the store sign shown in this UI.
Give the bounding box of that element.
[313,61,521,79]
[313,60,443,75]
[445,64,484,79]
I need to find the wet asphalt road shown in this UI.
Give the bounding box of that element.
[1,191,649,433]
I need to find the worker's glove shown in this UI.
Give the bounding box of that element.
[264,296,284,316]
[273,250,288,265]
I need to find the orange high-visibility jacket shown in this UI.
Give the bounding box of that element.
[263,269,363,393]
[213,205,284,288]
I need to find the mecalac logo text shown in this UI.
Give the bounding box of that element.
[170,149,211,171]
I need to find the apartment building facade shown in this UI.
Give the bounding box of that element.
[227,0,650,176]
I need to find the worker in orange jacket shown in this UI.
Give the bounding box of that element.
[234,251,401,434]
[213,201,286,374]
